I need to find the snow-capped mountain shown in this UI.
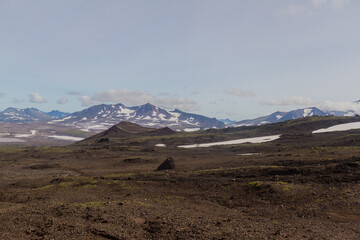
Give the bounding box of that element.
[0,108,69,122]
[2,102,358,130]
[326,110,356,117]
[231,107,327,127]
[0,107,53,122]
[230,107,359,127]
[50,103,225,131]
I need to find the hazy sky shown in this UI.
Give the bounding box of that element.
[1,0,360,120]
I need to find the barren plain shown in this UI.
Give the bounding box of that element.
[0,116,360,239]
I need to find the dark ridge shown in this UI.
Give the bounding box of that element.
[147,127,175,136]
[81,121,177,144]
[88,121,152,140]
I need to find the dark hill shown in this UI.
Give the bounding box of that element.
[82,121,176,144]
[148,127,175,136]
[112,121,153,134]
[79,116,360,149]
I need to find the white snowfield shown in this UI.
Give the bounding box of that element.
[14,130,37,138]
[47,135,84,141]
[183,128,201,132]
[178,135,281,148]
[303,108,313,117]
[80,124,109,132]
[312,122,360,134]
[155,144,166,147]
[51,116,73,122]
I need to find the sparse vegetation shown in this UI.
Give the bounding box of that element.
[0,116,360,239]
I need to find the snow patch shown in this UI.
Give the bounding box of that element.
[303,108,312,117]
[183,120,199,126]
[168,112,181,122]
[47,135,84,141]
[14,130,36,138]
[52,116,73,122]
[237,153,261,156]
[312,122,360,134]
[155,144,166,147]
[178,135,281,148]
[80,124,108,132]
[116,108,135,117]
[158,113,167,120]
[143,122,157,126]
[344,112,355,117]
[183,128,201,132]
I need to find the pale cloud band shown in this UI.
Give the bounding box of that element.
[316,101,360,113]
[28,92,47,103]
[79,89,197,111]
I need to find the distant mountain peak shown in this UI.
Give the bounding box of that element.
[0,107,53,122]
[45,103,224,131]
[231,106,358,127]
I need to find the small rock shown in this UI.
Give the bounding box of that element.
[97,137,109,143]
[156,156,175,171]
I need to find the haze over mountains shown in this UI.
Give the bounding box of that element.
[1,102,359,131]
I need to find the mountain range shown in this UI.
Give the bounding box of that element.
[230,107,357,127]
[0,103,225,131]
[51,103,225,131]
[1,103,359,131]
[0,107,69,122]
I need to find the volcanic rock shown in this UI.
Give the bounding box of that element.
[156,156,175,171]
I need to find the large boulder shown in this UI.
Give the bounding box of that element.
[156,156,175,171]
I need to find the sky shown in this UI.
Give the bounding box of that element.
[1,0,360,121]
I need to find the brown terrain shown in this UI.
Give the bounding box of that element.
[0,117,360,239]
[0,121,94,146]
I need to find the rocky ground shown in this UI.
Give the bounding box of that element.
[0,117,360,239]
